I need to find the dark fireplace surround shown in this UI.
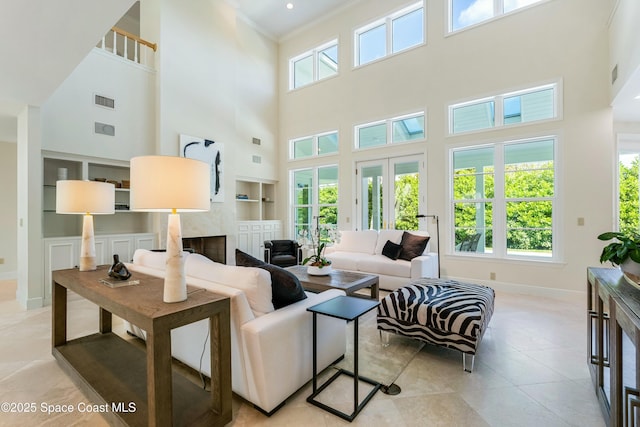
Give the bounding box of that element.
[180,235,227,264]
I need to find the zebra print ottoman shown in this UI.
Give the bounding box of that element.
[377,278,495,372]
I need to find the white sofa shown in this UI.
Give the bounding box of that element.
[324,230,438,291]
[125,249,346,415]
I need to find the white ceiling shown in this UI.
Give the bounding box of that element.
[233,0,361,40]
[0,0,135,120]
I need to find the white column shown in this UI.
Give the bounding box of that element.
[16,106,44,309]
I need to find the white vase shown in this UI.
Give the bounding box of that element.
[621,258,640,278]
[307,265,332,276]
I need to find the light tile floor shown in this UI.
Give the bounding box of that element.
[0,279,606,426]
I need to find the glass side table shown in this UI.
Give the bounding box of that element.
[306,295,381,421]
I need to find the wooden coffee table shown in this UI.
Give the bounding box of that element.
[286,265,379,300]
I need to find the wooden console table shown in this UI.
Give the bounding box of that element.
[52,266,232,427]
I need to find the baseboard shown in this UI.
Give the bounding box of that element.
[14,288,44,310]
[0,271,17,280]
[446,275,586,303]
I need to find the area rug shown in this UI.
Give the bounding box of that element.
[332,308,424,391]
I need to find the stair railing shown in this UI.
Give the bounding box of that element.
[98,27,156,67]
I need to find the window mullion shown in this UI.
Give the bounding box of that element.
[494,95,504,127]
[386,17,392,55]
[312,49,318,82]
[493,144,506,257]
[495,0,503,16]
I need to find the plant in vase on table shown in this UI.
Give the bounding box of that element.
[298,224,340,276]
[598,231,640,279]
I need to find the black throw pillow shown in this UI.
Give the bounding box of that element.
[235,248,265,267]
[235,249,307,309]
[382,240,403,260]
[258,263,307,309]
[399,232,430,261]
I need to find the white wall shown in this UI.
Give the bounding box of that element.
[0,141,17,279]
[609,0,640,101]
[140,0,278,254]
[41,49,155,161]
[278,0,613,297]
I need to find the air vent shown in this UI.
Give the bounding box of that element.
[252,155,262,164]
[95,122,115,136]
[94,94,115,109]
[612,65,618,85]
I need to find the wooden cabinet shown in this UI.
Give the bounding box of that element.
[235,177,281,259]
[43,233,155,305]
[588,267,640,426]
[236,220,282,259]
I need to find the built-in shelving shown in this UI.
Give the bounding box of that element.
[43,153,151,238]
[235,178,277,221]
[235,177,281,258]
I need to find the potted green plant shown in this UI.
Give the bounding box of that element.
[298,221,340,276]
[302,240,332,273]
[598,231,640,277]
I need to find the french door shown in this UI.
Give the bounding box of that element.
[356,155,424,231]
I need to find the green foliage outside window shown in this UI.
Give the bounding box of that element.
[505,163,554,252]
[619,157,640,233]
[453,167,494,248]
[319,184,338,228]
[453,161,554,252]
[364,174,419,231]
[394,174,419,230]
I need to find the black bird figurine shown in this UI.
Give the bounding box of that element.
[108,254,131,280]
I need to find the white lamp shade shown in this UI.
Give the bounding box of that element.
[130,155,211,212]
[56,180,115,214]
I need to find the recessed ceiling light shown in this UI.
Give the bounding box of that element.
[635,93,640,100]
[286,3,294,10]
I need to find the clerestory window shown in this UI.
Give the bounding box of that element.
[290,40,338,90]
[449,0,546,33]
[290,131,339,159]
[355,2,424,67]
[449,83,558,135]
[355,112,425,149]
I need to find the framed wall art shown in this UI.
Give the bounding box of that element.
[179,134,224,203]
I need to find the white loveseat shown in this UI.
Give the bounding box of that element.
[324,230,438,291]
[125,249,346,415]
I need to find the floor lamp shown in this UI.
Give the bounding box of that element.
[56,180,115,271]
[130,155,210,303]
[416,214,440,278]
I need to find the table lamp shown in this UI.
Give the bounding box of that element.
[56,180,115,271]
[129,155,210,303]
